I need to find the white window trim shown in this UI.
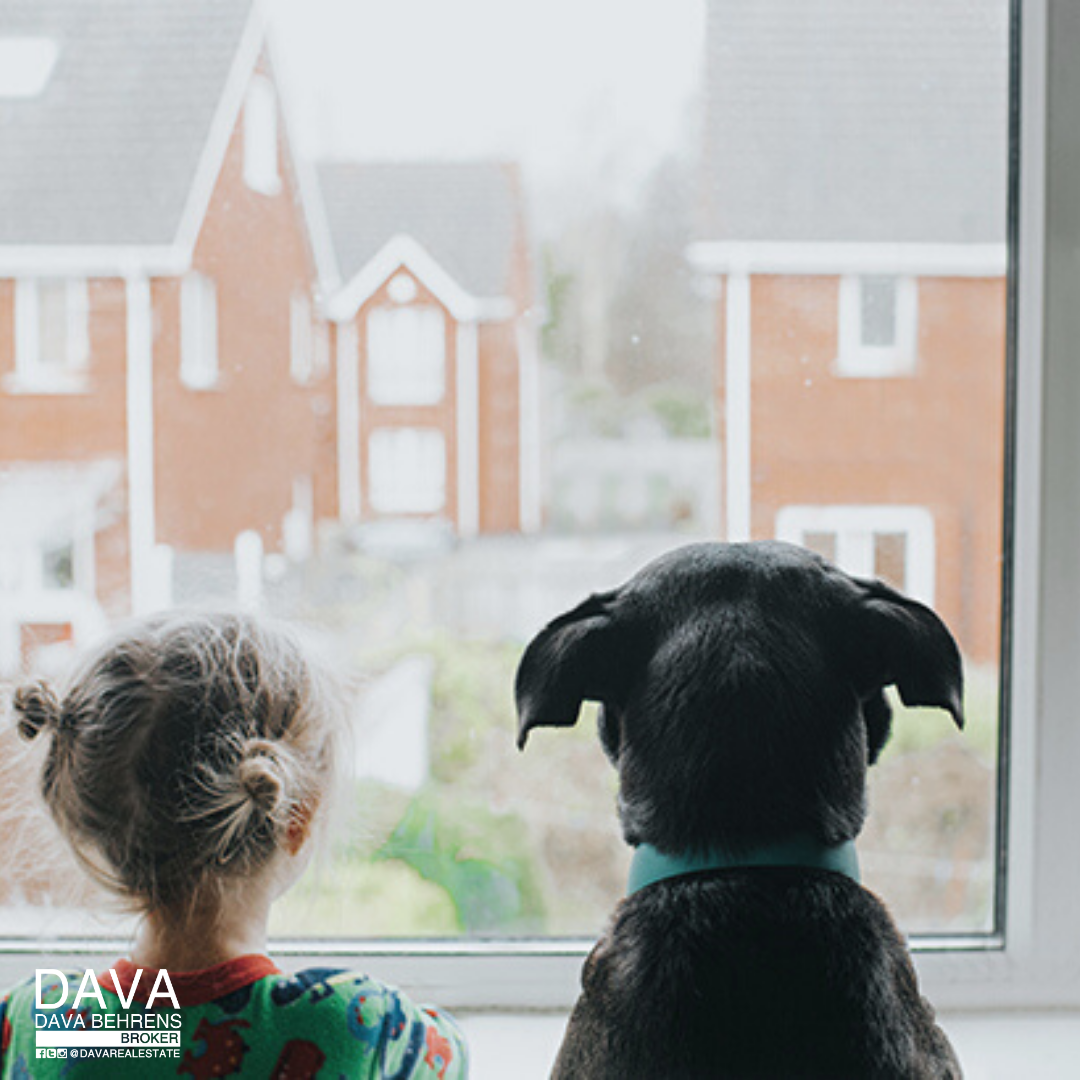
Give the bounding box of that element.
[4,0,1078,1018]
[180,272,219,390]
[242,73,281,197]
[836,273,918,376]
[9,278,90,393]
[775,504,935,605]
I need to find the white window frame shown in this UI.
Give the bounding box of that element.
[836,273,918,376]
[10,278,90,392]
[367,304,446,406]
[367,427,447,514]
[775,504,935,605]
[180,272,219,390]
[4,0,1079,1018]
[242,74,281,196]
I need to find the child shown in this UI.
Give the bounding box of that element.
[0,612,467,1078]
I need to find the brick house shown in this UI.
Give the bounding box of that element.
[689,0,1008,663]
[0,0,334,672]
[0,1,538,673]
[314,162,541,539]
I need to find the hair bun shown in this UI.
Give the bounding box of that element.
[13,681,63,742]
[238,738,287,818]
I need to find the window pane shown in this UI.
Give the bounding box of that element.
[0,0,1007,946]
[860,276,898,347]
[36,280,69,368]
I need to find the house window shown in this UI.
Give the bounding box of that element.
[368,428,446,513]
[836,275,918,376]
[13,279,89,388]
[367,305,446,405]
[243,74,280,196]
[180,272,218,389]
[775,505,935,605]
[290,292,313,383]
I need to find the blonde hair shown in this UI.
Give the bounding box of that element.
[12,612,342,917]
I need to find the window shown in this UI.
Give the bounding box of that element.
[367,305,446,405]
[5,0,1060,1022]
[180,272,218,389]
[290,292,314,383]
[776,505,935,605]
[368,428,446,513]
[837,274,918,376]
[243,74,280,195]
[12,278,89,389]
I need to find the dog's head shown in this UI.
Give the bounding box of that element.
[515,541,963,854]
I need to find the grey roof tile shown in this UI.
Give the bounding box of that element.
[315,161,521,299]
[701,0,1009,244]
[0,0,254,247]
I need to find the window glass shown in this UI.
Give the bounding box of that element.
[368,428,446,514]
[0,0,1008,946]
[367,306,446,406]
[860,276,898,348]
[243,74,280,195]
[180,273,218,389]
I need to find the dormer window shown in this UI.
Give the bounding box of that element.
[0,38,59,99]
[243,75,280,196]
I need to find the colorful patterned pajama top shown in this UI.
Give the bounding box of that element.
[0,955,467,1078]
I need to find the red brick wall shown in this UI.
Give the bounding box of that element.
[478,318,521,533]
[716,274,1007,663]
[152,73,331,555]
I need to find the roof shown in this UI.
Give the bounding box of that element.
[315,161,522,300]
[0,0,256,249]
[699,0,1009,245]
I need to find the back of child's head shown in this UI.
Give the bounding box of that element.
[11,611,342,917]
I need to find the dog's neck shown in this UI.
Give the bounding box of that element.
[627,835,860,895]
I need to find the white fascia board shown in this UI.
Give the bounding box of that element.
[326,234,512,323]
[264,28,341,296]
[172,0,268,260]
[687,240,1008,278]
[0,246,188,277]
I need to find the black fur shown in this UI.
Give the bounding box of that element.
[515,541,963,1079]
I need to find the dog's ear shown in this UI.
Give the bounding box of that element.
[515,590,637,750]
[850,577,965,730]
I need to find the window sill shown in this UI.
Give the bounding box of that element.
[832,354,918,378]
[3,372,90,395]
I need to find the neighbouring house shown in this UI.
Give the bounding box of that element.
[0,0,332,672]
[689,0,1008,663]
[0,0,540,674]
[314,161,541,539]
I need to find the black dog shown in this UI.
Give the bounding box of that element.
[516,541,963,1079]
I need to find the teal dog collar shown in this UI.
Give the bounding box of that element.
[628,835,860,895]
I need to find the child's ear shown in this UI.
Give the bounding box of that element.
[284,799,318,856]
[515,590,643,749]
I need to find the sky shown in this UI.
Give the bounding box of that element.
[270,0,706,223]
